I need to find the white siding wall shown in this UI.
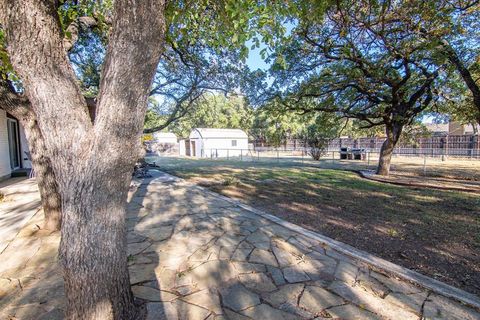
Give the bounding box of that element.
[0,110,11,178]
[203,138,248,157]
[179,139,186,156]
[192,139,203,157]
[188,129,249,158]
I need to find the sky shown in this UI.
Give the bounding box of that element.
[245,40,270,71]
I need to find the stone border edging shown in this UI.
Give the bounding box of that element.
[358,170,480,194]
[154,170,480,311]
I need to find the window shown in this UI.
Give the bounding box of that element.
[231,140,237,147]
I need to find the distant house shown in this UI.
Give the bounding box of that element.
[186,128,248,158]
[147,132,178,155]
[0,109,31,180]
[153,132,178,144]
[448,122,479,135]
[425,121,479,136]
[424,123,449,136]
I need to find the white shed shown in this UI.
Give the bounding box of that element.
[188,128,249,158]
[153,132,178,144]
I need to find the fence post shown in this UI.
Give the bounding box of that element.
[277,149,279,163]
[301,149,304,164]
[257,150,260,161]
[227,149,229,160]
[367,151,370,167]
[240,149,243,161]
[423,155,427,176]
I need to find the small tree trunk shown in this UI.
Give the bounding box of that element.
[0,80,62,230]
[377,123,403,176]
[442,41,480,117]
[23,117,62,230]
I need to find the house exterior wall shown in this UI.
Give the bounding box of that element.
[0,109,31,180]
[449,121,465,135]
[0,110,12,179]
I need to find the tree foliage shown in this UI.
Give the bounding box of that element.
[164,93,253,137]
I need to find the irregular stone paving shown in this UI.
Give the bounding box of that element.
[1,171,480,319]
[0,178,41,253]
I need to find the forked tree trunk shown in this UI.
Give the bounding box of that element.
[0,81,62,230]
[377,122,403,176]
[1,1,166,319]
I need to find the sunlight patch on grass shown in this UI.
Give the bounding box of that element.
[408,194,443,203]
[304,182,335,192]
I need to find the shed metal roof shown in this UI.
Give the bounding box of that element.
[189,128,248,139]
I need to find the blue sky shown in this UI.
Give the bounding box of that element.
[245,41,269,71]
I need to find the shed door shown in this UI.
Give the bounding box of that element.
[191,141,196,157]
[185,140,191,156]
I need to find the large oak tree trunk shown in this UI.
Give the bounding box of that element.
[377,122,403,176]
[1,1,166,319]
[0,81,62,230]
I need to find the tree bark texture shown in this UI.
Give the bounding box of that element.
[1,1,166,319]
[377,122,403,176]
[0,80,62,230]
[441,40,480,118]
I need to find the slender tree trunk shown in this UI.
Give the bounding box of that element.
[0,80,62,230]
[377,122,403,176]
[441,40,480,115]
[21,114,62,230]
[1,1,166,319]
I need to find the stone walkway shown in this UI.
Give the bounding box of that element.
[0,178,41,253]
[1,171,480,319]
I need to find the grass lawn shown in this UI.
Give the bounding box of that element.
[153,156,480,296]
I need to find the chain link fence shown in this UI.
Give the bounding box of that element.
[189,147,480,180]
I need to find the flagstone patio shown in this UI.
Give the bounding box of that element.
[1,171,479,319]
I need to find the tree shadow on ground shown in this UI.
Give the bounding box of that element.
[0,209,64,320]
[124,170,480,319]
